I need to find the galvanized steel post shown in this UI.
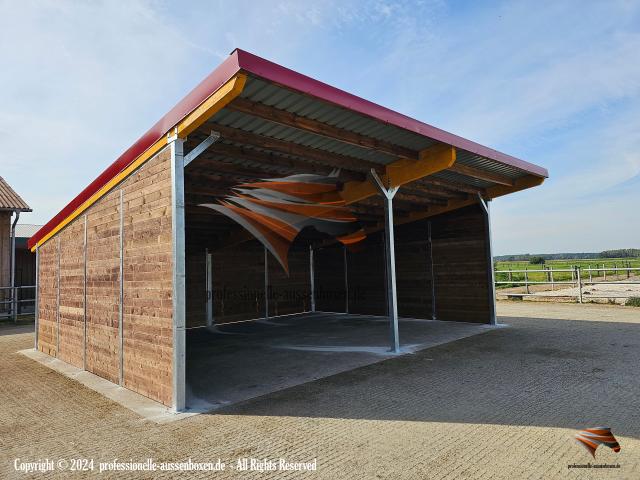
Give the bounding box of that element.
[83,214,87,370]
[370,169,400,353]
[169,132,186,412]
[119,189,124,386]
[343,245,349,313]
[34,245,39,350]
[56,236,60,355]
[264,246,269,319]
[477,194,497,325]
[309,245,316,312]
[206,248,213,327]
[428,221,436,320]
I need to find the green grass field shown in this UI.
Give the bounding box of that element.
[494,258,640,288]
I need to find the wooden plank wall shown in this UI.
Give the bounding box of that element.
[57,220,85,367]
[85,188,121,384]
[314,245,347,313]
[346,237,387,316]
[122,148,173,405]
[395,218,434,319]
[185,251,206,328]
[37,239,57,356]
[36,147,175,407]
[311,204,490,323]
[429,204,490,322]
[211,240,264,324]
[268,243,310,317]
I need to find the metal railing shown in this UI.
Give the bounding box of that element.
[495,266,640,303]
[0,286,36,321]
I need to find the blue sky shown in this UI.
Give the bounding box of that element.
[1,0,639,255]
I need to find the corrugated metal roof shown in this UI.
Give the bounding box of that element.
[15,224,42,238]
[0,177,31,211]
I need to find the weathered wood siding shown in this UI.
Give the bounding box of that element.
[314,245,347,313]
[85,188,121,384]
[346,237,387,316]
[311,204,490,323]
[122,148,173,405]
[37,239,58,356]
[430,204,490,322]
[36,147,174,406]
[210,241,264,324]
[268,244,310,317]
[57,220,85,367]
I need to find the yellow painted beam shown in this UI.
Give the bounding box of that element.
[339,144,456,205]
[177,74,246,138]
[393,174,546,227]
[31,74,247,251]
[485,174,545,199]
[386,143,456,188]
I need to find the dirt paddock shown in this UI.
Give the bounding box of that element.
[1,302,639,479]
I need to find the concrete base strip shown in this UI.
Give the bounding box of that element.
[18,349,197,424]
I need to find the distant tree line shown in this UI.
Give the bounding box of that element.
[495,249,640,261]
[599,249,640,258]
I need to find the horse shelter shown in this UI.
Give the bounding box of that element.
[27,49,548,412]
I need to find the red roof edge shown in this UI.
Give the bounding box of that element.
[30,49,547,249]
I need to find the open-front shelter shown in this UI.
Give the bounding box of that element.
[28,49,547,411]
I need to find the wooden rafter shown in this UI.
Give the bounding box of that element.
[447,163,514,186]
[226,97,419,160]
[208,123,383,173]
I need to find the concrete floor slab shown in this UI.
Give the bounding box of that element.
[186,312,495,411]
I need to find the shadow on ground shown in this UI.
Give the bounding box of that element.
[208,315,640,439]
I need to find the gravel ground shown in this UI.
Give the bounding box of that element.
[1,302,639,479]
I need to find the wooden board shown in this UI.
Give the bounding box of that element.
[37,239,57,356]
[57,219,85,367]
[122,148,174,406]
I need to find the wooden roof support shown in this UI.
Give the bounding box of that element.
[226,97,419,160]
[339,143,456,205]
[416,177,486,195]
[208,123,383,173]
[197,142,365,181]
[447,163,514,186]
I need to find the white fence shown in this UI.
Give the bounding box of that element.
[495,266,640,302]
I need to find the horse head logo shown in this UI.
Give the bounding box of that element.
[575,427,621,458]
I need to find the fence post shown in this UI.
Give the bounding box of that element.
[603,264,606,281]
[524,267,529,294]
[588,264,592,282]
[576,266,583,303]
[550,266,554,291]
[627,261,631,279]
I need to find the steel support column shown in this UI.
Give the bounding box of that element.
[343,245,349,313]
[34,245,39,350]
[478,194,497,325]
[264,246,269,319]
[309,245,316,312]
[428,221,436,320]
[206,249,214,327]
[169,132,186,412]
[370,170,400,353]
[83,214,88,370]
[118,189,124,385]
